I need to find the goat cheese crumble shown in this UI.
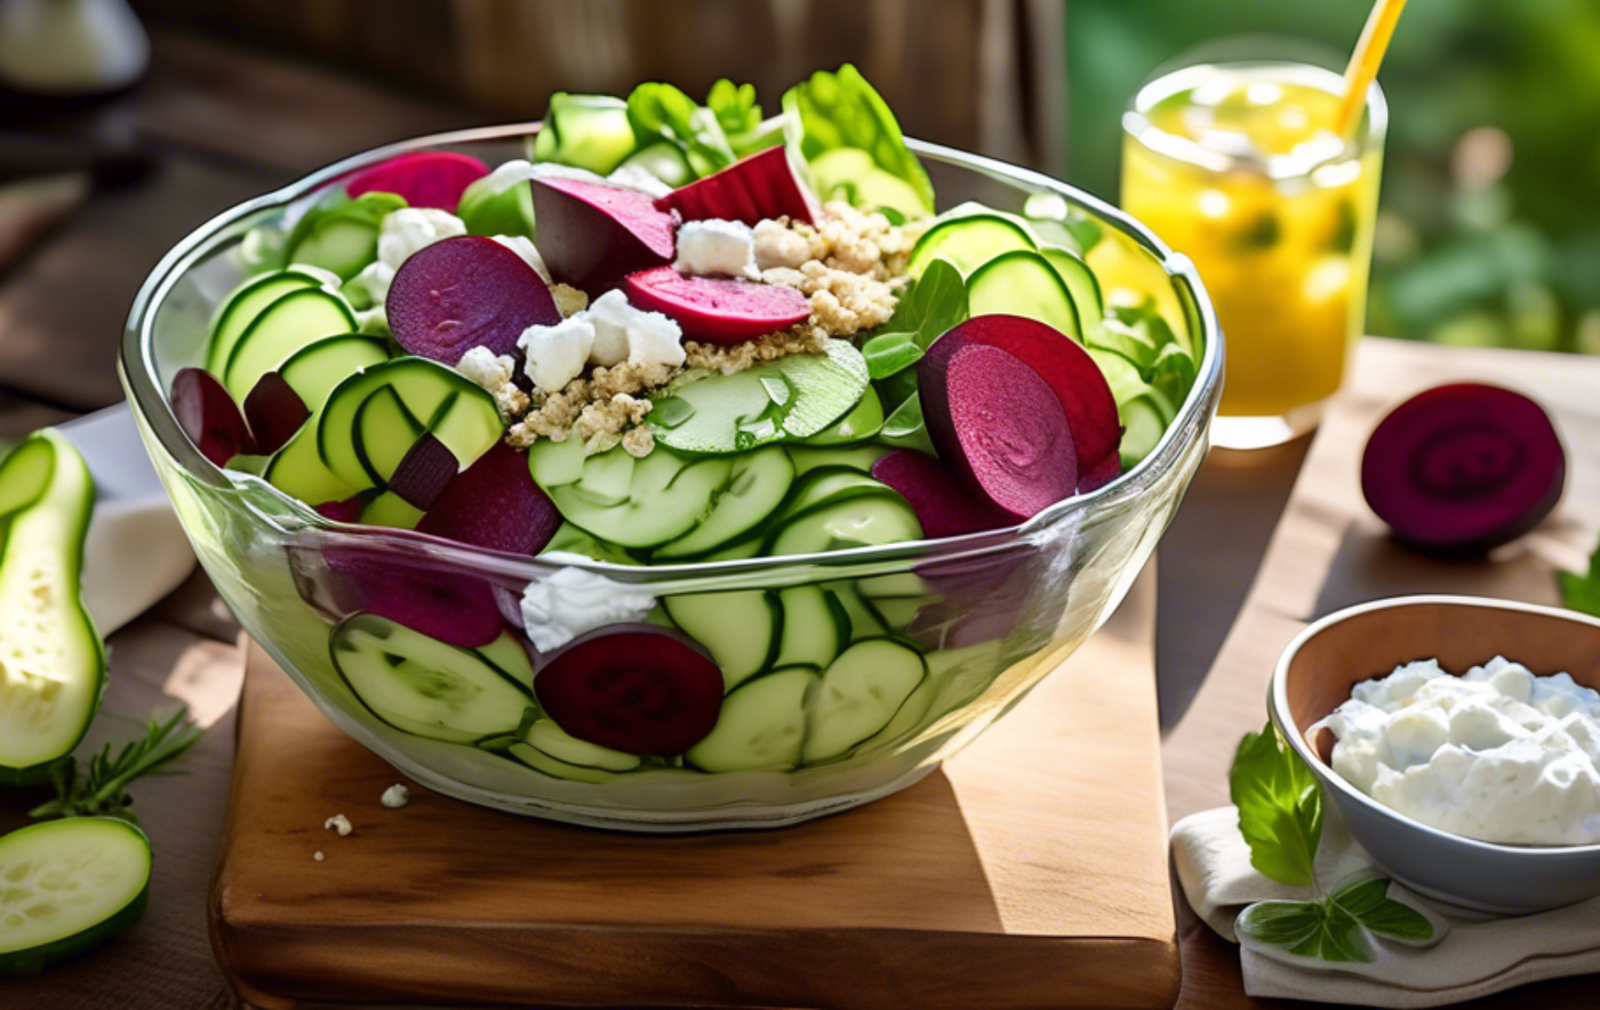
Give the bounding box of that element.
[324,813,353,837]
[674,219,759,279]
[519,568,657,652]
[381,784,411,809]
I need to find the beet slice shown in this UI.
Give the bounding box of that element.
[170,367,256,466]
[534,625,723,757]
[529,177,676,293]
[344,151,489,213]
[623,266,810,344]
[935,315,1120,489]
[417,442,560,555]
[322,542,503,648]
[653,145,820,227]
[1361,383,1566,555]
[314,493,371,523]
[242,371,311,455]
[387,236,561,364]
[918,335,1078,522]
[870,449,1012,538]
[387,433,459,511]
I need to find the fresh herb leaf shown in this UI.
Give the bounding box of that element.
[1328,875,1435,943]
[885,259,969,351]
[1236,874,1436,964]
[782,64,935,218]
[1230,722,1323,888]
[862,332,924,379]
[30,708,203,825]
[878,393,936,456]
[627,83,735,179]
[1092,296,1197,410]
[707,79,762,137]
[532,93,637,174]
[1559,539,1600,617]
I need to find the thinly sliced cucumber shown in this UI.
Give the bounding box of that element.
[277,335,389,410]
[618,142,693,186]
[700,530,765,561]
[0,818,150,974]
[265,422,357,508]
[650,340,869,455]
[526,719,641,772]
[827,582,884,642]
[507,741,620,783]
[856,573,932,599]
[865,595,930,632]
[476,632,536,689]
[527,434,588,490]
[859,676,936,753]
[317,358,500,491]
[966,249,1082,341]
[1040,245,1105,337]
[354,387,426,486]
[785,443,889,477]
[358,491,425,530]
[686,667,817,773]
[767,492,922,556]
[906,212,1035,278]
[532,93,637,174]
[801,386,883,445]
[331,613,530,743]
[0,432,104,784]
[654,446,794,559]
[803,638,926,762]
[205,269,324,376]
[1119,390,1174,470]
[774,586,848,669]
[222,287,357,402]
[564,448,634,507]
[766,467,895,529]
[457,170,536,239]
[289,218,381,280]
[539,522,639,565]
[549,447,732,549]
[664,590,780,691]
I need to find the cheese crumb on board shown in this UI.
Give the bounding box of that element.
[324,814,353,837]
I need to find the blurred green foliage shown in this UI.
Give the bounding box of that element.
[1067,0,1600,354]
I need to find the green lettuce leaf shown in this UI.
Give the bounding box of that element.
[1230,723,1323,888]
[1559,539,1600,617]
[782,64,935,218]
[627,83,735,178]
[707,79,762,137]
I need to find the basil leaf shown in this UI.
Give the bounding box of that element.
[1230,723,1323,888]
[885,259,969,351]
[1329,876,1435,943]
[879,393,936,456]
[782,64,935,218]
[1235,899,1376,964]
[1559,538,1600,617]
[863,332,924,379]
[627,83,735,178]
[707,79,762,137]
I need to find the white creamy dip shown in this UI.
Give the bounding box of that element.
[519,566,657,652]
[1315,656,1600,846]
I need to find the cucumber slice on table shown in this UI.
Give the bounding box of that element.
[205,269,325,376]
[0,818,151,974]
[687,667,817,773]
[966,249,1082,341]
[0,432,104,785]
[774,585,849,670]
[906,212,1035,278]
[653,446,794,559]
[650,340,869,455]
[331,613,531,744]
[803,638,927,763]
[277,335,390,409]
[785,443,889,477]
[222,287,357,402]
[545,446,733,549]
[664,590,780,691]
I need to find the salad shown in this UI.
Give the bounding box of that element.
[167,66,1199,783]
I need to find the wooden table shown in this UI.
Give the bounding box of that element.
[4,27,1599,1010]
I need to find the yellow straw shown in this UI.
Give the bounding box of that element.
[1334,0,1409,138]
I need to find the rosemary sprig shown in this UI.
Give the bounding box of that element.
[28,707,203,824]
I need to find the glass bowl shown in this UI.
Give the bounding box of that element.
[119,125,1222,831]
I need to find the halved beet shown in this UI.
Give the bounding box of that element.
[534,624,724,757]
[1362,383,1566,555]
[388,433,459,510]
[529,177,676,293]
[871,449,1012,538]
[321,542,503,648]
[918,335,1078,522]
[623,266,810,344]
[653,145,820,227]
[344,151,489,213]
[935,315,1120,489]
[242,371,310,455]
[170,367,256,466]
[417,442,560,555]
[387,236,561,364]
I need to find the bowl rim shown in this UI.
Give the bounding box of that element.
[1268,593,1600,858]
[119,123,1223,581]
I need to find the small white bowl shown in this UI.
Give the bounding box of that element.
[1268,595,1600,914]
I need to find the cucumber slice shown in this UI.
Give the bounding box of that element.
[507,741,621,783]
[0,818,151,974]
[0,432,104,784]
[618,142,693,187]
[767,492,922,556]
[785,443,889,477]
[548,447,732,549]
[653,446,794,559]
[664,590,780,691]
[1119,391,1174,470]
[457,171,536,239]
[906,212,1035,278]
[289,218,381,280]
[317,358,500,491]
[856,573,933,599]
[532,93,637,174]
[966,249,1082,341]
[525,719,641,772]
[527,433,588,491]
[767,467,895,528]
[476,631,536,689]
[1040,245,1105,337]
[827,582,884,642]
[331,613,531,744]
[354,386,426,486]
[222,287,357,402]
[358,490,425,530]
[802,639,926,762]
[686,667,817,773]
[700,529,765,561]
[801,386,883,445]
[774,586,848,669]
[277,335,390,410]
[650,340,869,454]
[205,269,324,376]
[265,421,357,508]
[865,595,930,631]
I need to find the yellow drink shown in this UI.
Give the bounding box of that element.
[1122,62,1385,446]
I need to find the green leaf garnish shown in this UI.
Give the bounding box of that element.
[29,707,203,825]
[782,64,935,218]
[1236,875,1436,964]
[885,259,969,351]
[1559,538,1600,617]
[862,332,923,379]
[706,79,762,137]
[627,83,736,179]
[878,393,936,456]
[1230,722,1323,888]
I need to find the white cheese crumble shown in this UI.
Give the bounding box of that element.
[313,851,325,862]
[324,813,353,837]
[519,316,596,393]
[583,289,685,369]
[381,784,411,809]
[456,345,517,391]
[478,158,538,195]
[1315,656,1600,846]
[491,233,552,283]
[519,568,657,652]
[674,219,759,279]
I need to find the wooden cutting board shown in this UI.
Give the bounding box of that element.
[212,567,1178,1010]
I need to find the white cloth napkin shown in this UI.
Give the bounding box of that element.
[1173,806,1600,1007]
